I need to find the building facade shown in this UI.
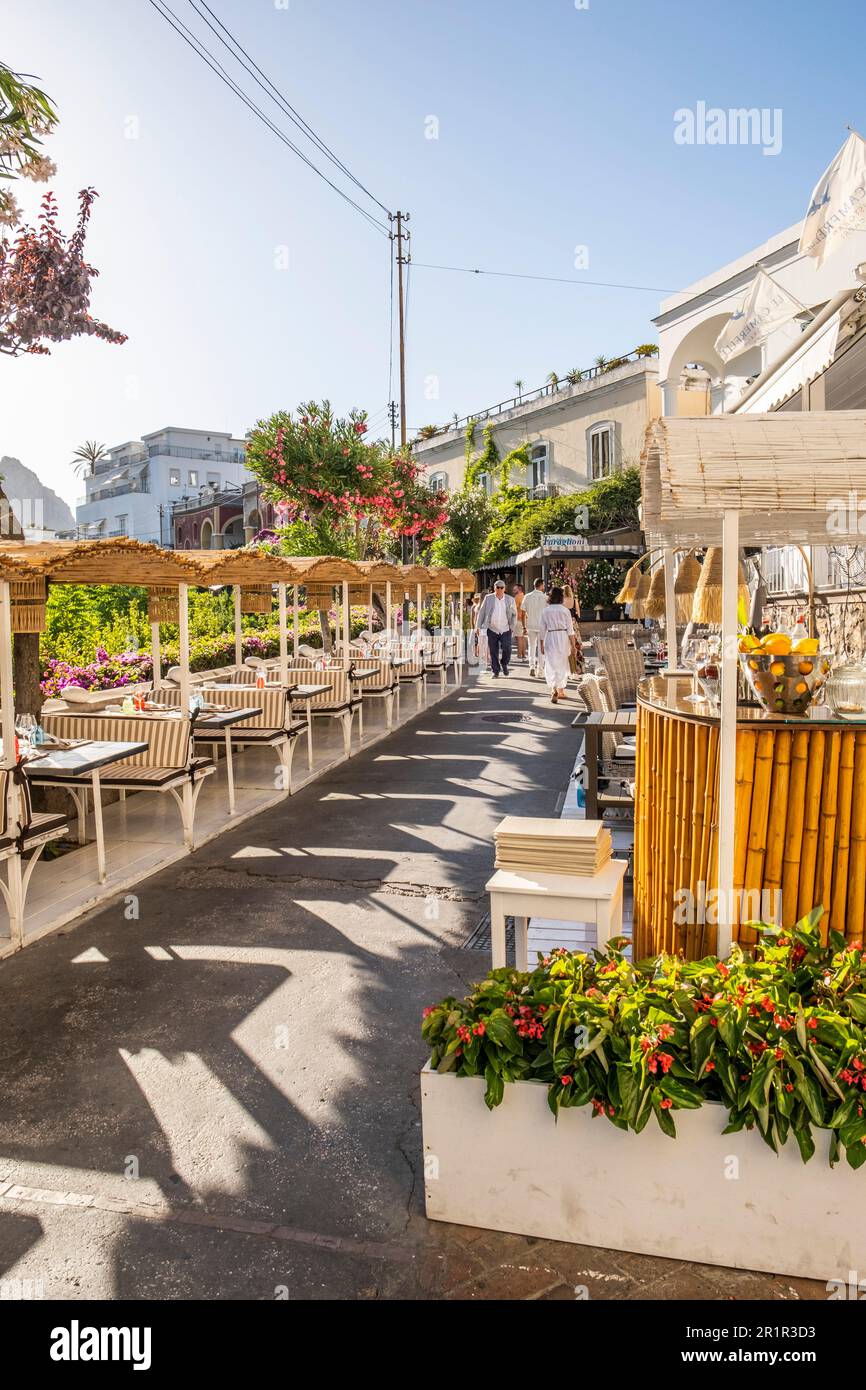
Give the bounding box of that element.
[411,355,706,496]
[75,427,251,547]
[654,219,866,649]
[172,478,277,550]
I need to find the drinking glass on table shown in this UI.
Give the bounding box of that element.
[15,712,36,753]
[681,635,708,704]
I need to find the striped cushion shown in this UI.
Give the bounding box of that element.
[42,713,193,769]
[350,657,396,693]
[282,669,352,711]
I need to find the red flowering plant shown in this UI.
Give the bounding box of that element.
[421,907,866,1168]
[245,401,448,556]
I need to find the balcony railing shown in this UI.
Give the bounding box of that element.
[148,444,246,464]
[413,350,656,443]
[84,480,150,504]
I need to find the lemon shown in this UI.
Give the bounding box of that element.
[763,633,792,656]
[793,637,819,655]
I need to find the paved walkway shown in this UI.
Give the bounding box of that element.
[0,667,825,1300]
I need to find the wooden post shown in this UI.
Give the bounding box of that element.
[342,580,350,652]
[663,548,678,670]
[386,581,392,644]
[292,584,300,661]
[278,582,288,684]
[0,581,16,770]
[178,583,191,716]
[716,510,740,957]
[151,621,162,693]
[233,585,242,670]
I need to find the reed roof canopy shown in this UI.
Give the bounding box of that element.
[0,538,206,586]
[0,540,472,591]
[641,411,866,547]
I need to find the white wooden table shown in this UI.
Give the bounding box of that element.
[485,860,628,970]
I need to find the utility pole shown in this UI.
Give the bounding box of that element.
[388,400,399,450]
[390,211,410,449]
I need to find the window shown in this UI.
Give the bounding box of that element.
[588,422,615,480]
[169,468,181,487]
[529,442,549,492]
[188,470,199,487]
[429,472,448,494]
[476,471,492,496]
[116,515,128,535]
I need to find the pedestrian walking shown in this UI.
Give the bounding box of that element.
[538,586,576,703]
[512,584,528,661]
[521,577,548,677]
[474,579,518,678]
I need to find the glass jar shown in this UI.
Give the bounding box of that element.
[826,661,866,721]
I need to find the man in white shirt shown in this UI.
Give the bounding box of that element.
[474,580,518,678]
[521,578,548,677]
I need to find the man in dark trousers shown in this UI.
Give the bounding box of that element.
[474,579,518,677]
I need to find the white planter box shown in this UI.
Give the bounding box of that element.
[421,1064,866,1281]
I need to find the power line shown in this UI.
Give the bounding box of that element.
[145,0,389,237]
[412,261,674,294]
[188,0,391,217]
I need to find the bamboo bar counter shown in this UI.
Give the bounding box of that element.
[634,676,866,958]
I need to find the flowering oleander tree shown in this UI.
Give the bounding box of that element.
[245,401,448,558]
[0,61,58,228]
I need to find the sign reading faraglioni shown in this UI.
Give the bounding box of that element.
[541,533,588,550]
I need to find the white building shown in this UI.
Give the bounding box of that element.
[654,220,866,638]
[75,427,251,547]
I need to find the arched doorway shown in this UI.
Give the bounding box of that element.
[200,518,214,549]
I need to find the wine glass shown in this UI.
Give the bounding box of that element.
[681,635,708,704]
[15,712,36,754]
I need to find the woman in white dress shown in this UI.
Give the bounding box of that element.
[539,586,575,703]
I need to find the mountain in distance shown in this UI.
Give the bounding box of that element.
[0,454,75,534]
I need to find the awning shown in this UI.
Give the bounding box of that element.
[641,411,866,545]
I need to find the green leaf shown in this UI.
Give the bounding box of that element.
[845,1139,866,1170]
[658,1076,703,1108]
[616,1064,642,1129]
[793,1124,815,1165]
[483,1065,504,1110]
[846,994,866,1024]
[794,1072,825,1126]
[651,1092,677,1138]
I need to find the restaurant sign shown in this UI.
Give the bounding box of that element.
[541,533,589,551]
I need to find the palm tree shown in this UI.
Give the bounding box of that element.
[594,355,608,372]
[514,378,524,401]
[547,371,559,392]
[566,367,583,385]
[72,439,108,476]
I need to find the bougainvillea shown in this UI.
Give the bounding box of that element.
[245,400,448,553]
[0,187,126,356]
[422,908,866,1169]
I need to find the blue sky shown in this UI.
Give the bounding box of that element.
[4,0,866,507]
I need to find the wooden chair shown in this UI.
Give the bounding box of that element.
[593,637,645,709]
[0,765,69,947]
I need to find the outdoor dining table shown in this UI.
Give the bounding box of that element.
[193,705,262,815]
[20,738,149,885]
[286,682,332,770]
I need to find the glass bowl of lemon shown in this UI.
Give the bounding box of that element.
[738,633,833,717]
